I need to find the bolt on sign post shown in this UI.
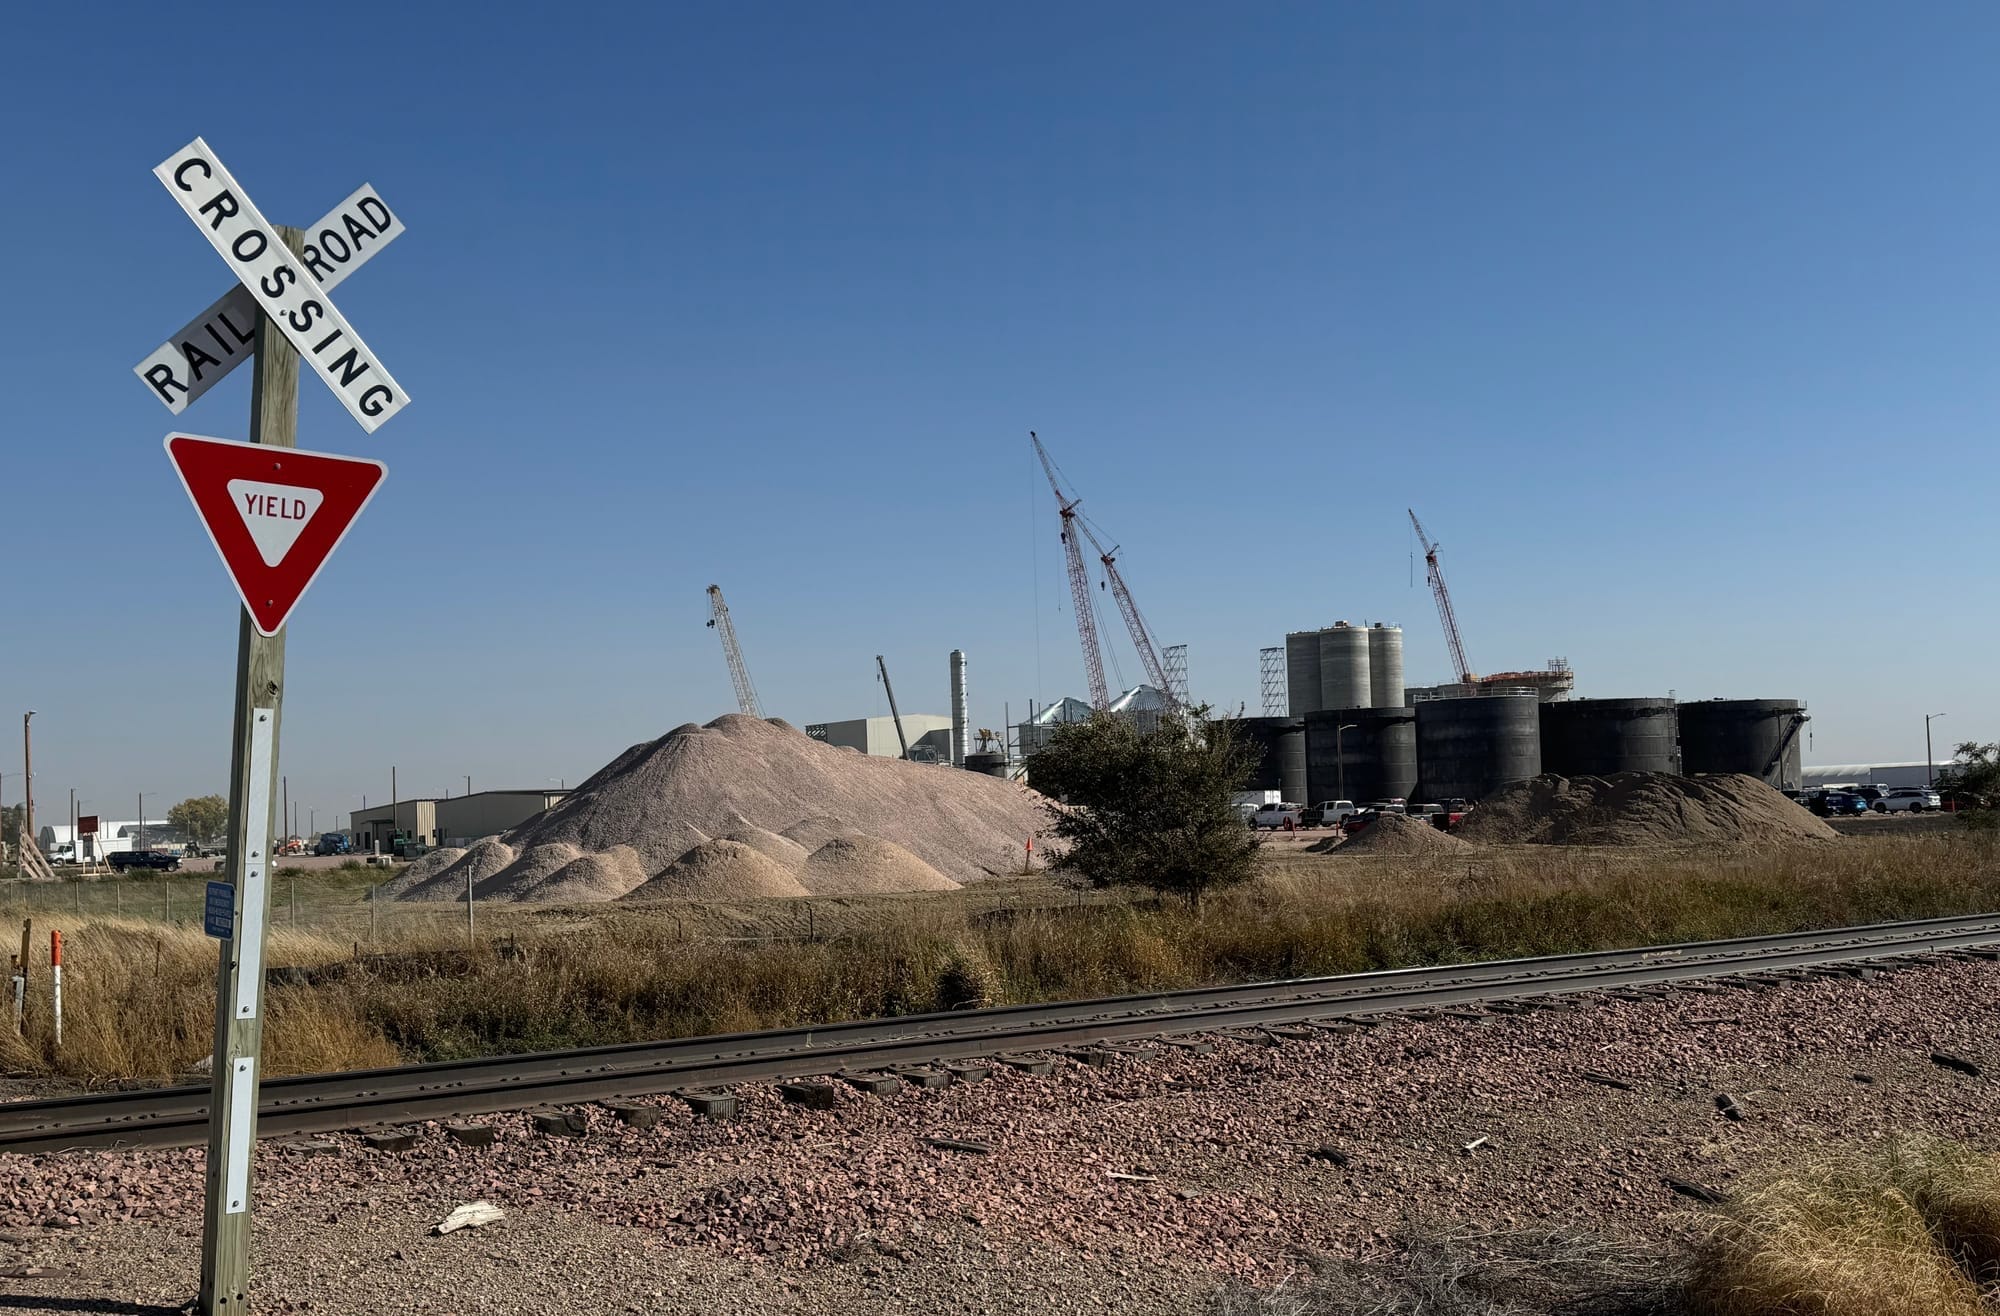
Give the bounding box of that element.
[141,136,403,1316]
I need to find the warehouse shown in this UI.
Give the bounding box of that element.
[349,788,569,852]
[805,714,954,762]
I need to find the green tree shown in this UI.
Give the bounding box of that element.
[1936,743,2000,818]
[1027,707,1260,907]
[167,794,229,844]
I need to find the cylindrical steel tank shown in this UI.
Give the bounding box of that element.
[1539,698,1680,777]
[1317,623,1371,713]
[1367,624,1404,709]
[1678,699,1809,789]
[1303,708,1418,805]
[963,751,1010,778]
[1415,695,1542,802]
[949,649,968,768]
[1285,633,1322,717]
[1234,717,1308,801]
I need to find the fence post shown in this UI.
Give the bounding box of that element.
[370,884,377,943]
[465,868,474,949]
[9,955,21,1035]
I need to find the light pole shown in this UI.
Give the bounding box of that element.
[1335,723,1358,803]
[1927,713,1948,788]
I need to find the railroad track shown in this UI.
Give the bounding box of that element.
[4,913,1997,1155]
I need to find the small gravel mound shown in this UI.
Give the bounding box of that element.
[720,823,809,871]
[800,834,961,896]
[518,845,651,903]
[1323,813,1476,856]
[623,840,811,901]
[1453,772,1838,846]
[779,815,851,853]
[379,846,464,895]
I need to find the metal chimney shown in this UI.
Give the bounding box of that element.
[949,649,969,767]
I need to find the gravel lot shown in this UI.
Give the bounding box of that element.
[0,957,1996,1314]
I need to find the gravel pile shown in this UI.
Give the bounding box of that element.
[1322,813,1476,856]
[799,835,959,895]
[1453,772,1838,846]
[394,715,1045,904]
[624,840,812,902]
[5,959,1998,1315]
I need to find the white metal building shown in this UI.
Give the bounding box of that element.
[805,714,954,761]
[1800,762,1950,791]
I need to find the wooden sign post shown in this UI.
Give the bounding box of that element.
[140,135,406,1315]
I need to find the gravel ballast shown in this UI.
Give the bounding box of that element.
[1,959,1996,1314]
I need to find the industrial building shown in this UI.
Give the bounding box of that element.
[805,715,954,762]
[1801,763,1950,791]
[348,788,569,852]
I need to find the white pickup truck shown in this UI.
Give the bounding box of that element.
[1249,803,1306,830]
[1304,800,1358,828]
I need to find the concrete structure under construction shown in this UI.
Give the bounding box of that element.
[1285,622,1404,716]
[1406,660,1575,704]
[350,788,570,851]
[806,714,954,762]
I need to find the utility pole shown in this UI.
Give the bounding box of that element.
[282,776,288,843]
[1336,723,1358,804]
[197,226,301,1316]
[21,712,34,859]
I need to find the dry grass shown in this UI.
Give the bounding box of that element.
[0,833,1993,1086]
[1687,1137,2000,1316]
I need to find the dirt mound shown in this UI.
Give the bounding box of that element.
[1452,773,1838,847]
[623,839,811,902]
[396,715,1044,903]
[390,838,522,902]
[1322,813,1477,856]
[800,834,961,896]
[380,846,464,895]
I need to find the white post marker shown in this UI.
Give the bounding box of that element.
[49,932,60,1050]
[135,184,406,415]
[152,139,410,433]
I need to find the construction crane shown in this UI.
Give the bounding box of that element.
[1408,509,1477,685]
[1074,520,1177,712]
[874,655,911,760]
[704,584,763,718]
[1031,432,1111,711]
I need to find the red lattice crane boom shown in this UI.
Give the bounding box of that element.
[1076,521,1177,712]
[1031,432,1111,711]
[1408,509,1477,685]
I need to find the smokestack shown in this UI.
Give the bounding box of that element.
[949,649,969,767]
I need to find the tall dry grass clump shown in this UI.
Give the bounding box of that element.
[1688,1137,2000,1316]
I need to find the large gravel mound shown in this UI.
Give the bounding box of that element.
[623,839,812,902]
[800,835,961,896]
[1452,772,1838,846]
[1321,813,1477,857]
[399,715,1044,903]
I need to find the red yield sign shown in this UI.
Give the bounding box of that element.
[165,434,386,636]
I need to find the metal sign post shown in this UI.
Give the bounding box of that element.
[140,133,406,1315]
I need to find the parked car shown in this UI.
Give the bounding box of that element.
[1362,799,1408,815]
[1847,785,1891,806]
[1807,790,1870,818]
[1341,808,1379,835]
[1877,788,1941,813]
[315,832,353,856]
[108,849,182,872]
[1302,800,1358,828]
[1249,803,1306,830]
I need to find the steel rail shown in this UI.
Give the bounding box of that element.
[4,914,1997,1155]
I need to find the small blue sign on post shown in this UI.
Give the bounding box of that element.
[204,881,235,940]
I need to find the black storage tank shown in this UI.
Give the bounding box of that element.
[1303,708,1418,805]
[963,751,1011,778]
[1678,699,1808,789]
[1539,698,1680,777]
[1415,695,1542,803]
[1232,717,1308,802]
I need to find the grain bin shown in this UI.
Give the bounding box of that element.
[1539,698,1680,777]
[1234,717,1308,802]
[1285,633,1323,717]
[1305,708,1417,805]
[1415,695,1542,803]
[1678,699,1809,789]
[1317,623,1371,713]
[1367,624,1405,709]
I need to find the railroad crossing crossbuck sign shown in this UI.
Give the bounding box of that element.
[143,138,410,432]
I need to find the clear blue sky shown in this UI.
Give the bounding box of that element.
[3,2,1994,827]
